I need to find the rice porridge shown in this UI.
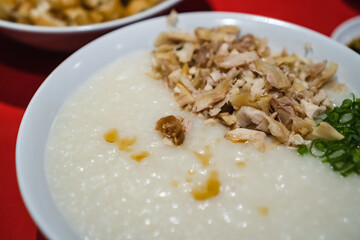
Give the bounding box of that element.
[46,51,360,240]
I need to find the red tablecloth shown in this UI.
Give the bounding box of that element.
[0,0,358,239]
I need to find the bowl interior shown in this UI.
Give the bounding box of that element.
[16,12,360,240]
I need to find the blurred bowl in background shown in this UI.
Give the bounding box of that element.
[0,0,181,52]
[331,15,360,48]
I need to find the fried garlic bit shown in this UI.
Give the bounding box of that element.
[150,25,341,148]
[155,115,187,146]
[0,0,163,26]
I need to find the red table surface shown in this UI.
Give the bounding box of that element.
[0,0,358,239]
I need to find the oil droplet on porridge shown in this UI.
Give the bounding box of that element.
[236,161,246,167]
[193,145,212,167]
[131,151,150,162]
[117,136,137,152]
[257,206,269,216]
[171,181,179,187]
[191,171,220,201]
[104,129,137,152]
[104,129,119,143]
[186,178,193,183]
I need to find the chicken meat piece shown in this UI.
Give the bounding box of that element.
[307,122,344,141]
[225,128,266,143]
[215,51,258,69]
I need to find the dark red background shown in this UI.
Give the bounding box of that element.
[0,0,359,239]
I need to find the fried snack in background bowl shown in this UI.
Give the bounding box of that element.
[0,0,164,26]
[0,0,180,51]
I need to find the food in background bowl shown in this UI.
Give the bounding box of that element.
[347,36,360,54]
[0,0,164,26]
[16,12,360,240]
[0,0,180,51]
[331,15,360,55]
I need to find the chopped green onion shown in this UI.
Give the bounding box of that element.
[298,95,360,177]
[297,145,308,155]
[328,112,339,122]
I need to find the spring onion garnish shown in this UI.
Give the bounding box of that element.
[297,145,309,156]
[299,95,360,177]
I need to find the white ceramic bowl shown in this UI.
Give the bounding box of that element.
[331,15,360,46]
[0,0,181,52]
[16,12,360,240]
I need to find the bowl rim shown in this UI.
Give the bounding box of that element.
[331,15,360,41]
[16,11,360,240]
[0,0,181,34]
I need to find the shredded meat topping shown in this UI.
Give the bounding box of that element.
[150,26,339,147]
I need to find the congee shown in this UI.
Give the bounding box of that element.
[46,26,360,240]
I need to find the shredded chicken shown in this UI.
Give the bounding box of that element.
[174,43,195,63]
[301,99,322,118]
[254,59,290,89]
[236,106,269,133]
[150,25,338,148]
[225,128,266,143]
[270,96,296,127]
[308,122,344,141]
[194,79,231,112]
[216,51,258,69]
[225,128,267,152]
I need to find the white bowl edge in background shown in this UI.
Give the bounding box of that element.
[0,0,181,52]
[331,15,360,45]
[16,11,360,240]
